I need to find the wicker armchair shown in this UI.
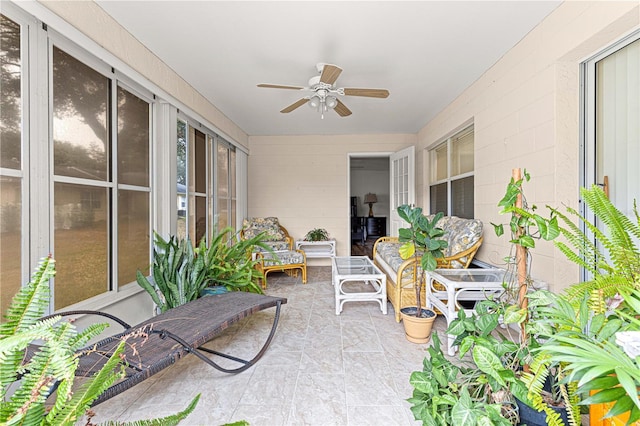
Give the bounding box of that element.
[241,217,307,289]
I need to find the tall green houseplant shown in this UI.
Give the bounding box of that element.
[137,227,271,313]
[397,205,448,317]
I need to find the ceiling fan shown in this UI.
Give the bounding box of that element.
[257,63,390,118]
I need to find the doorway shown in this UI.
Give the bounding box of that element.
[349,156,390,257]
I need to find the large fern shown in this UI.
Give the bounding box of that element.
[520,353,580,426]
[1,257,201,425]
[550,186,640,304]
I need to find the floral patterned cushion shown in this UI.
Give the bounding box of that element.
[261,250,305,266]
[242,217,286,241]
[377,216,483,274]
[428,215,483,258]
[254,241,290,252]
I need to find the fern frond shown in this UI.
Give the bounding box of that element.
[97,394,200,426]
[0,256,55,336]
[46,341,126,425]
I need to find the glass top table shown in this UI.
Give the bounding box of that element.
[331,256,387,315]
[425,268,506,355]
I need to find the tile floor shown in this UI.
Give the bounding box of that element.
[88,266,453,426]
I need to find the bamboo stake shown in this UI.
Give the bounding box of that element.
[513,168,528,344]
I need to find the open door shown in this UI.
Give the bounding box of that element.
[389,146,415,236]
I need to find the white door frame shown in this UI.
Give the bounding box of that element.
[347,152,392,248]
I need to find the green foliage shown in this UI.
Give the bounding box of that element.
[0,256,200,425]
[91,394,200,426]
[533,289,640,424]
[0,259,118,421]
[397,205,448,317]
[200,226,269,294]
[550,185,640,305]
[137,228,270,312]
[491,170,559,303]
[407,333,514,425]
[136,232,207,313]
[303,228,330,241]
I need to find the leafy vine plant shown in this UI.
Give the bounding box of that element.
[491,169,560,338]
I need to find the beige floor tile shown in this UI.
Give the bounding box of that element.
[84,266,444,426]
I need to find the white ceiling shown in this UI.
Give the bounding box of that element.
[95,1,561,137]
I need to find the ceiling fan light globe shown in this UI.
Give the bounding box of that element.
[326,96,338,109]
[308,96,320,109]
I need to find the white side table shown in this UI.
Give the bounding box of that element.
[425,268,506,355]
[294,240,336,258]
[331,256,387,315]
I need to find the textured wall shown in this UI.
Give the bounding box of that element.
[247,134,417,263]
[417,2,639,291]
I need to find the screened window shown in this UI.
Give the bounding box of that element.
[0,15,153,311]
[0,14,24,315]
[429,125,474,218]
[52,47,151,309]
[177,120,211,244]
[217,141,236,231]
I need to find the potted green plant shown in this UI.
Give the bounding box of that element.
[303,228,330,241]
[137,227,271,313]
[408,333,515,425]
[397,204,448,343]
[445,169,576,425]
[528,185,640,424]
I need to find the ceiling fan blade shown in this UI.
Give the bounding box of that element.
[334,99,352,117]
[343,88,390,98]
[320,64,342,85]
[280,98,309,113]
[258,84,305,90]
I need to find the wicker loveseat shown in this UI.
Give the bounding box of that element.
[241,217,307,289]
[373,215,483,321]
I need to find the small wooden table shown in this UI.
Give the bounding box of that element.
[425,268,505,355]
[331,256,387,315]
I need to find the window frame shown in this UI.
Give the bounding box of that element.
[2,1,248,315]
[428,123,475,218]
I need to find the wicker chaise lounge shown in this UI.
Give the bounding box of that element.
[34,292,286,406]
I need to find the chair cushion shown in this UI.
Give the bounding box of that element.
[242,217,286,241]
[261,250,304,266]
[255,241,290,252]
[431,216,483,257]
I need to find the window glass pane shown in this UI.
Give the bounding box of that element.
[229,148,236,228]
[194,196,206,244]
[1,14,21,170]
[53,47,108,181]
[1,177,21,315]
[433,144,448,181]
[231,200,236,229]
[177,120,187,239]
[118,189,149,286]
[54,183,108,308]
[217,143,229,198]
[230,149,236,198]
[217,197,229,230]
[430,183,447,215]
[194,129,206,193]
[452,129,474,176]
[117,87,149,186]
[451,176,474,219]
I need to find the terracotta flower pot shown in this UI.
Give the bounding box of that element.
[400,307,436,343]
[589,390,631,425]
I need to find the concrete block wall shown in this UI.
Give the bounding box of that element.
[417,2,639,291]
[247,134,417,264]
